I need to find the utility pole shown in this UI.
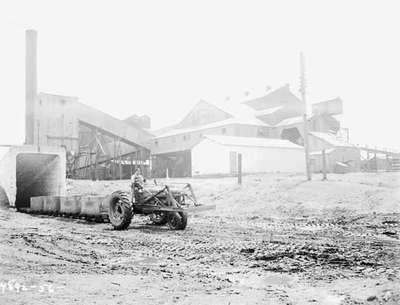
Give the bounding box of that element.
[299,52,312,180]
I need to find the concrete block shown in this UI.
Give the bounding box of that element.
[59,196,81,215]
[100,195,111,214]
[43,196,61,213]
[30,196,45,212]
[0,145,66,209]
[80,196,105,216]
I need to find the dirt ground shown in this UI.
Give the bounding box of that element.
[0,172,399,305]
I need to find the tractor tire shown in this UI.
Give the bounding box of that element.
[149,212,168,225]
[108,191,133,230]
[167,212,188,230]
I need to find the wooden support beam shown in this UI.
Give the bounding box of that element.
[119,154,122,180]
[94,148,99,181]
[46,135,79,141]
[130,154,133,177]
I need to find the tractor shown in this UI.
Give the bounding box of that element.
[107,176,206,230]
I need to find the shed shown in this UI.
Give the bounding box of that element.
[309,132,361,173]
[191,135,305,176]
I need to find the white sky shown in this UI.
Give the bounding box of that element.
[0,0,399,150]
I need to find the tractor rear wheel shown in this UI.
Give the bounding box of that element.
[108,191,133,230]
[149,212,168,225]
[167,212,188,230]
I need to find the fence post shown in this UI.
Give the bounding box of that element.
[322,149,327,180]
[238,153,242,185]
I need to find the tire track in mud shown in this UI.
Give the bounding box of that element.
[235,214,400,279]
[2,208,399,287]
[10,232,97,267]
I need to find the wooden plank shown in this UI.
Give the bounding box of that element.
[185,204,216,213]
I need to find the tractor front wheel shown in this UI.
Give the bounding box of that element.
[149,212,168,225]
[108,191,133,230]
[167,212,188,230]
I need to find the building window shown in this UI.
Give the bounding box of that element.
[222,128,227,134]
[155,140,159,146]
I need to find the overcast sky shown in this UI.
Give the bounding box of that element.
[0,0,399,150]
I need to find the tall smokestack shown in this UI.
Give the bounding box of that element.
[25,29,37,144]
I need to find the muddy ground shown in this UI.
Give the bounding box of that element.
[0,172,399,304]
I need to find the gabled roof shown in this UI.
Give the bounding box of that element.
[150,98,264,136]
[212,99,258,121]
[242,85,303,111]
[154,117,269,138]
[204,135,303,149]
[150,85,341,138]
[254,105,284,117]
[175,100,232,129]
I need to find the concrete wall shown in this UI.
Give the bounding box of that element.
[191,139,305,176]
[0,145,66,208]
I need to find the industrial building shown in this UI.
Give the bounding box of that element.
[32,92,152,179]
[23,30,153,180]
[149,85,350,177]
[7,29,398,181]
